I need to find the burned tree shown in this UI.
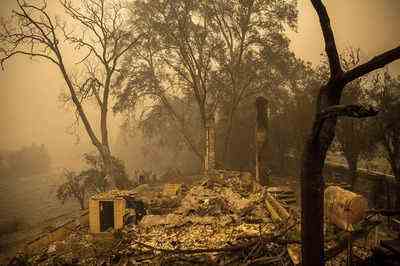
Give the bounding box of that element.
[0,0,142,186]
[301,0,400,265]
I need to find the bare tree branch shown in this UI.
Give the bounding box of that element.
[0,50,58,69]
[319,104,379,120]
[342,46,400,84]
[0,0,141,185]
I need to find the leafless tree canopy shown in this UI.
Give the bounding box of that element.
[0,0,143,185]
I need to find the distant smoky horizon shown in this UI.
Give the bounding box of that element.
[0,0,399,168]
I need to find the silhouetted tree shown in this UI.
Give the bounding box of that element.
[301,1,400,265]
[0,0,142,185]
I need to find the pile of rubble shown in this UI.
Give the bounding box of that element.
[7,170,384,265]
[9,171,298,265]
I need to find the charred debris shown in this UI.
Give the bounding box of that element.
[6,170,396,266]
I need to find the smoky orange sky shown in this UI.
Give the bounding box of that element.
[0,0,399,166]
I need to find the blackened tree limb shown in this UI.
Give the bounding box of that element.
[319,104,379,120]
[313,104,379,141]
[342,46,400,84]
[311,0,342,77]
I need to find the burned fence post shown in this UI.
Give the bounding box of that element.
[255,96,269,186]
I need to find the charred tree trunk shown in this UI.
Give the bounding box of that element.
[255,97,269,186]
[301,84,343,265]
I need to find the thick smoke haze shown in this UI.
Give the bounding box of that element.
[0,0,399,167]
